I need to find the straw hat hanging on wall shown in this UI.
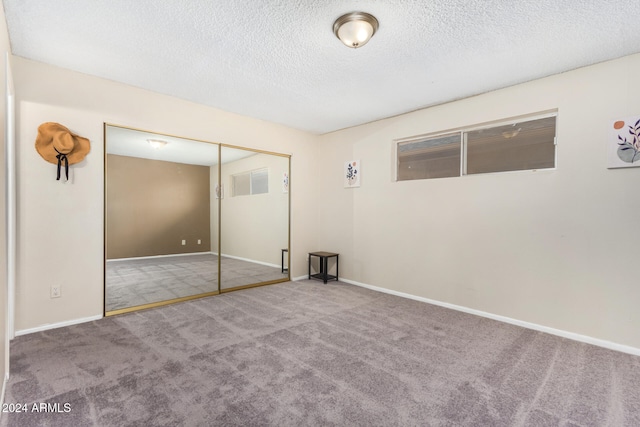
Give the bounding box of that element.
[35,122,90,180]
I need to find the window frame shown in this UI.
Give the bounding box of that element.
[232,167,269,196]
[394,111,557,181]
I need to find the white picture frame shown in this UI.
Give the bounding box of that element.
[344,160,360,188]
[608,116,640,168]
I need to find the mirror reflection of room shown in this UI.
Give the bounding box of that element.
[219,147,290,290]
[104,125,290,314]
[105,125,220,313]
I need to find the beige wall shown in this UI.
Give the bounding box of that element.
[12,56,319,332]
[317,54,640,349]
[210,164,219,254]
[0,3,10,400]
[106,154,211,259]
[9,39,640,352]
[220,152,289,266]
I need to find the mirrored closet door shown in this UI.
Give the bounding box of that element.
[104,124,290,316]
[219,146,290,291]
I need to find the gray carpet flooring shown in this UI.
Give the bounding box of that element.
[106,253,288,311]
[2,280,639,426]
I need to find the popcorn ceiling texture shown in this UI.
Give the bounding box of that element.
[3,0,640,134]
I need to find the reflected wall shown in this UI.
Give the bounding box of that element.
[219,147,290,290]
[106,154,212,258]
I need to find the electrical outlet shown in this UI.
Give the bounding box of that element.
[51,285,61,298]
[197,239,201,245]
[181,240,186,245]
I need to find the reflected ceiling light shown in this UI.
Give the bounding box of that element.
[333,12,379,49]
[147,139,168,149]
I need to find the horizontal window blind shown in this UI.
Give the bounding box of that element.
[396,113,556,181]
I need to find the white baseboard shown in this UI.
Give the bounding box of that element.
[15,314,103,337]
[330,278,640,357]
[220,254,280,269]
[107,252,212,262]
[107,252,281,270]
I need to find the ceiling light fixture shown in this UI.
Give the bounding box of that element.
[147,139,168,149]
[333,12,379,49]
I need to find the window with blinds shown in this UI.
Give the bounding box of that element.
[398,133,461,180]
[465,116,556,175]
[232,168,269,196]
[396,113,556,181]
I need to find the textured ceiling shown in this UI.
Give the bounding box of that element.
[3,1,640,134]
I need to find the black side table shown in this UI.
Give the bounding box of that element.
[281,248,288,273]
[308,252,339,284]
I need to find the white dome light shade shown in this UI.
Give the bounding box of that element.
[333,12,379,49]
[147,139,169,149]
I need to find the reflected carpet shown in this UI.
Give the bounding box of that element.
[106,253,287,311]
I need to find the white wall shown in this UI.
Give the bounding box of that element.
[220,152,289,266]
[10,45,640,351]
[316,54,640,349]
[12,56,318,332]
[0,2,11,406]
[210,164,219,255]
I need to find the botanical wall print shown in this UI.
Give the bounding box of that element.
[282,172,289,193]
[609,116,640,168]
[344,160,360,188]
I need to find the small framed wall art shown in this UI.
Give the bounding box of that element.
[344,160,360,188]
[609,116,640,168]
